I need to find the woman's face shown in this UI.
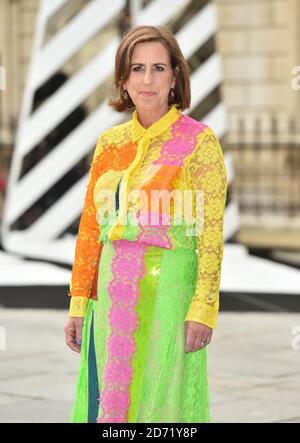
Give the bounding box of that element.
[123,41,176,113]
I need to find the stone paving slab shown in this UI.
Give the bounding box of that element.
[0,309,299,423]
[208,312,300,423]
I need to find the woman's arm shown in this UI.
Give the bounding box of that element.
[68,134,106,317]
[184,126,227,329]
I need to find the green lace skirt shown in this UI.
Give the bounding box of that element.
[69,239,210,423]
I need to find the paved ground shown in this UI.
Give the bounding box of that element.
[0,308,299,423]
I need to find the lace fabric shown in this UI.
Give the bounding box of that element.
[69,241,210,423]
[68,105,227,329]
[68,129,137,303]
[69,296,89,317]
[183,127,227,328]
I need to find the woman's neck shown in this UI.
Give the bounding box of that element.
[136,105,170,129]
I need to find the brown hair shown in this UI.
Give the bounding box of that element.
[108,25,191,112]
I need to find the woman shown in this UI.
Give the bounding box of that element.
[64,25,227,423]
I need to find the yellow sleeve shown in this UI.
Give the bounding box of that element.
[68,134,106,317]
[184,127,227,329]
[69,296,89,317]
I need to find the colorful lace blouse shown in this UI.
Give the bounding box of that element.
[68,104,227,329]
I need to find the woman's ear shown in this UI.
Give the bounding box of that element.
[172,66,179,87]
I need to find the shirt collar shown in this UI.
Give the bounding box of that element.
[131,104,181,142]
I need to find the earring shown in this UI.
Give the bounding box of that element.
[123,89,128,99]
[170,88,175,98]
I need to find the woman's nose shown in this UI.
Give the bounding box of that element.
[142,69,153,84]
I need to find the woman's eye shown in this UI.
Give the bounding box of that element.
[132,66,164,72]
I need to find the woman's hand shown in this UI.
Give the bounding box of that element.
[185,321,213,352]
[64,317,84,353]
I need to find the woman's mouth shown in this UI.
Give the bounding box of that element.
[140,91,156,96]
